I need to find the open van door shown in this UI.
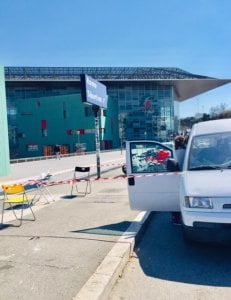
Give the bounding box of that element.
[126,141,180,211]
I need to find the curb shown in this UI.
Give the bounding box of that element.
[73,211,152,300]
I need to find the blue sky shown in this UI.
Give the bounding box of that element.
[0,0,230,117]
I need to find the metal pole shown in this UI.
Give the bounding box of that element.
[120,115,123,154]
[93,106,101,178]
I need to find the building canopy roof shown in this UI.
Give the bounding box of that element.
[172,78,231,101]
[4,67,231,101]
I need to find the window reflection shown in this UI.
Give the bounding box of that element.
[130,142,173,173]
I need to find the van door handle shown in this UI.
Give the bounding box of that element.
[128,177,135,186]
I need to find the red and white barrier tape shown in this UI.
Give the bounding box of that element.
[2,172,180,188]
[89,162,125,168]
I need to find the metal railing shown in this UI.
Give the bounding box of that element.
[10,148,122,164]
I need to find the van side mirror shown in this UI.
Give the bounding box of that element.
[166,159,180,172]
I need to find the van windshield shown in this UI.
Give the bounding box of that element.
[189,132,231,170]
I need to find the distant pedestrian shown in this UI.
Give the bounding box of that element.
[184,131,190,147]
[54,144,61,160]
[174,135,186,171]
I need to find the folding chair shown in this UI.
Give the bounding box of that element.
[30,174,55,205]
[1,184,36,227]
[70,166,91,197]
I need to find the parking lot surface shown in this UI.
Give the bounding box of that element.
[110,212,231,300]
[0,167,138,300]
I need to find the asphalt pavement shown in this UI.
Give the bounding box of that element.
[0,166,139,300]
[109,212,231,300]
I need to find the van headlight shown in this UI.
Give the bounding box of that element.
[185,197,213,209]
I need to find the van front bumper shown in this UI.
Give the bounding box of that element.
[182,210,231,227]
[182,211,231,242]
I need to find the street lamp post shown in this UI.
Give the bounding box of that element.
[93,106,101,178]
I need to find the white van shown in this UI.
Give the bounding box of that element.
[126,119,231,242]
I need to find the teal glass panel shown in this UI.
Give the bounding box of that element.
[0,66,10,176]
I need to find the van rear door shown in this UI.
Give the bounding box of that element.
[126,141,180,211]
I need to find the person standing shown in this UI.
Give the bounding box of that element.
[174,135,186,171]
[54,144,61,160]
[172,135,186,225]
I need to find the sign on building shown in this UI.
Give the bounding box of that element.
[80,74,108,109]
[0,66,10,176]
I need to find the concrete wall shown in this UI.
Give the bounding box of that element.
[0,66,10,175]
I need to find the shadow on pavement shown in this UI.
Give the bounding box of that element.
[4,204,30,210]
[61,195,78,199]
[0,224,11,230]
[70,221,132,236]
[135,212,231,287]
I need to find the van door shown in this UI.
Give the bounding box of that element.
[126,141,180,211]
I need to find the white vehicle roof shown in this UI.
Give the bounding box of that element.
[192,118,231,136]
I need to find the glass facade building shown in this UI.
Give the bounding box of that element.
[4,67,230,159]
[108,83,176,141]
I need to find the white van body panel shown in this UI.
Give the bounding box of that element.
[126,119,231,237]
[191,118,231,135]
[129,174,180,211]
[126,140,180,212]
[183,170,231,197]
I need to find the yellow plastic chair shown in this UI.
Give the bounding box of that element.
[1,184,36,226]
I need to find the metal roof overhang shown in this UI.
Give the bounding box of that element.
[101,78,231,101]
[172,79,231,102]
[102,78,231,101]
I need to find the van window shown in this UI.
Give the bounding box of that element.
[189,132,231,170]
[130,142,173,173]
